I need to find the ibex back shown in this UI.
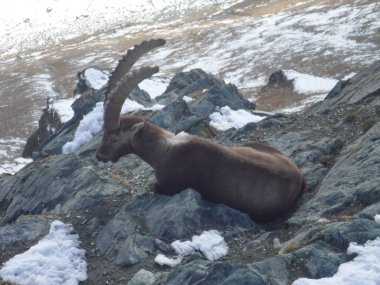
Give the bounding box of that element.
[96,39,305,222]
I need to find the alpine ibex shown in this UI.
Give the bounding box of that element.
[96,39,305,222]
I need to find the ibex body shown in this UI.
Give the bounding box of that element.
[96,39,305,222]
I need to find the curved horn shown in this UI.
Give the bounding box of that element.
[103,38,166,132]
[104,66,159,131]
[106,38,166,100]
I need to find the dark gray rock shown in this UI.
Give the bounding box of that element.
[96,189,256,267]
[152,69,255,136]
[0,215,50,248]
[95,206,138,259]
[71,88,105,119]
[22,98,63,158]
[128,269,157,285]
[264,70,294,89]
[292,241,347,279]
[129,87,153,107]
[288,122,380,224]
[163,69,223,97]
[316,219,380,249]
[306,60,380,114]
[356,202,380,220]
[113,233,156,266]
[163,258,264,285]
[0,154,128,223]
[144,189,256,240]
[188,83,255,118]
[215,113,296,146]
[250,255,292,285]
[149,99,192,132]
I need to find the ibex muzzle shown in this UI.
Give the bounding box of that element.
[96,39,305,222]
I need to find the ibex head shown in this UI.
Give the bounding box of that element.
[96,39,166,163]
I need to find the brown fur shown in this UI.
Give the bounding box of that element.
[96,115,305,222]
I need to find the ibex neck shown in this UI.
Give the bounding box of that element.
[132,123,172,169]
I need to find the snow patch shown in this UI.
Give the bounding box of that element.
[0,157,33,175]
[154,254,183,268]
[155,230,228,267]
[62,99,165,154]
[183,96,194,103]
[191,230,229,261]
[139,78,169,99]
[293,237,380,285]
[280,94,326,114]
[62,102,104,154]
[375,215,380,225]
[209,106,265,131]
[84,68,109,90]
[171,240,196,256]
[284,70,338,94]
[342,72,356,81]
[0,138,32,175]
[52,97,78,123]
[0,220,87,285]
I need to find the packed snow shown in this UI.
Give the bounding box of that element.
[0,220,87,285]
[0,157,32,175]
[189,230,229,261]
[155,230,228,267]
[139,78,168,99]
[62,102,104,154]
[283,70,338,94]
[293,237,380,285]
[52,97,79,123]
[209,106,265,131]
[83,68,109,90]
[154,254,183,268]
[62,99,164,154]
[375,215,380,225]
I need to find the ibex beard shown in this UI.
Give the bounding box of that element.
[96,39,305,223]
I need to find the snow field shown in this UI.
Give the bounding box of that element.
[0,221,87,285]
[155,230,228,267]
[0,0,243,56]
[209,106,265,131]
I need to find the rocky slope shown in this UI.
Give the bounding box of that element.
[0,60,379,284]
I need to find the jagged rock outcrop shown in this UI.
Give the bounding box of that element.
[265,70,294,89]
[151,69,256,136]
[22,98,63,158]
[306,60,380,114]
[73,67,109,95]
[1,62,380,284]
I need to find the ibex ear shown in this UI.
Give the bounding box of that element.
[132,122,145,137]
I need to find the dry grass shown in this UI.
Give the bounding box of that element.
[255,86,307,112]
